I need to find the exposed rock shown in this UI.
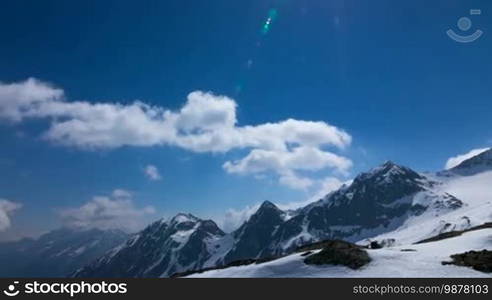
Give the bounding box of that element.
[300,251,313,257]
[303,240,371,269]
[415,222,492,244]
[442,250,492,273]
[360,238,396,249]
[369,241,383,249]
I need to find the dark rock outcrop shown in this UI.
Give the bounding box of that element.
[303,240,371,270]
[442,250,492,273]
[415,222,492,244]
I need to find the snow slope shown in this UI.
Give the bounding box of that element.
[367,171,492,245]
[188,228,492,278]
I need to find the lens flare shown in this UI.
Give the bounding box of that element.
[261,9,278,35]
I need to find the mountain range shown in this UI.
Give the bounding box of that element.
[1,149,489,277]
[0,228,128,277]
[71,148,492,277]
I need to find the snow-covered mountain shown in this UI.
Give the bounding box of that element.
[73,213,225,277]
[264,161,461,254]
[74,149,492,278]
[369,149,492,245]
[0,228,128,277]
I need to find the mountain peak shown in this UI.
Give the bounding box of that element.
[170,213,200,224]
[239,201,284,225]
[226,201,286,262]
[379,160,404,172]
[382,160,396,167]
[254,201,285,218]
[355,161,420,184]
[259,200,278,210]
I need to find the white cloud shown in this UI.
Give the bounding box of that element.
[0,78,354,189]
[445,148,490,169]
[58,189,155,232]
[175,91,237,132]
[0,199,22,231]
[111,188,132,198]
[278,171,314,190]
[223,146,352,189]
[0,78,63,122]
[216,204,261,233]
[144,165,162,181]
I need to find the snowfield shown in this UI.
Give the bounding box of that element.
[188,228,491,278]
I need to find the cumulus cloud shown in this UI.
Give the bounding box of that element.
[0,78,353,189]
[445,148,490,169]
[278,171,314,190]
[223,146,352,189]
[0,199,22,231]
[144,165,162,181]
[0,78,63,122]
[58,189,155,232]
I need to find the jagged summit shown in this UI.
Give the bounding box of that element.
[365,160,413,176]
[74,211,225,278]
[246,201,286,225]
[382,160,397,167]
[259,200,277,209]
[170,213,200,224]
[222,200,286,263]
[354,160,422,185]
[239,201,284,227]
[256,200,284,215]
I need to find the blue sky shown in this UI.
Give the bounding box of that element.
[0,0,491,239]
